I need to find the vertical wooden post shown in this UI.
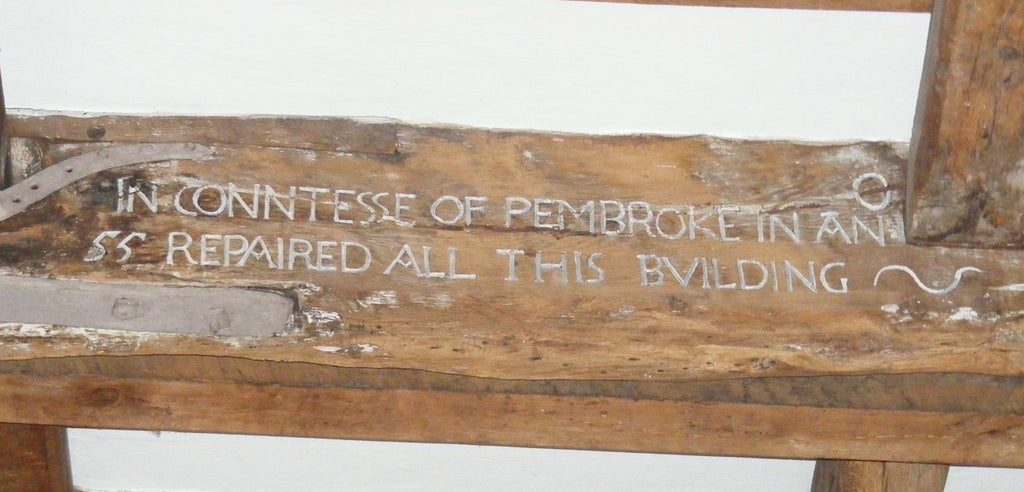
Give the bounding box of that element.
[811,460,948,492]
[0,423,73,492]
[0,60,8,189]
[906,0,1024,247]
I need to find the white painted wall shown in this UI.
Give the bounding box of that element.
[1,1,1022,490]
[3,0,924,140]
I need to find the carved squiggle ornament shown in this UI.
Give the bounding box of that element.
[872,265,982,295]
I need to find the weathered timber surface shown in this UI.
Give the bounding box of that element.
[907,0,1024,247]
[6,138,43,186]
[3,371,1024,467]
[3,356,1024,415]
[0,423,72,492]
[811,460,948,492]
[7,114,1024,464]
[5,114,398,155]
[3,114,1024,383]
[574,0,931,12]
[0,67,7,190]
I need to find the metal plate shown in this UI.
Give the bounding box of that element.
[0,143,214,221]
[0,276,294,337]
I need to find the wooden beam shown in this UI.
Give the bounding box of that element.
[4,114,398,155]
[574,0,932,13]
[5,356,1024,416]
[907,0,1024,247]
[10,117,1024,382]
[4,354,1024,467]
[0,423,72,492]
[1,62,8,190]
[3,372,1024,467]
[6,114,1024,467]
[811,460,948,492]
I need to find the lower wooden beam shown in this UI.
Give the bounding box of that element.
[1,373,1023,467]
[811,460,948,492]
[0,423,72,492]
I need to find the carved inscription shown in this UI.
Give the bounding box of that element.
[94,171,986,297]
[5,124,1024,381]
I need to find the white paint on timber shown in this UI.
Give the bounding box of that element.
[410,293,455,309]
[313,344,379,355]
[0,323,267,352]
[1007,159,1024,191]
[302,307,343,325]
[611,306,637,318]
[357,290,400,309]
[7,324,51,338]
[948,307,981,323]
[828,146,881,165]
[0,323,163,354]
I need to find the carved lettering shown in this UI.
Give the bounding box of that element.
[104,173,915,297]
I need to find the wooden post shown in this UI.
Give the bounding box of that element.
[0,423,72,492]
[1,60,8,190]
[811,460,948,492]
[907,0,1024,247]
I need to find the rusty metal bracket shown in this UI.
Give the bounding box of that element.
[0,71,280,338]
[0,66,214,214]
[0,143,214,222]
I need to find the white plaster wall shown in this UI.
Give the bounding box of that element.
[2,0,924,139]
[63,429,1024,492]
[1,0,1022,490]
[69,430,815,492]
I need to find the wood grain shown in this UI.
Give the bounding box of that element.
[2,117,1024,383]
[3,371,1024,466]
[0,423,72,492]
[4,114,1024,466]
[0,64,7,190]
[811,460,948,492]
[907,0,1024,247]
[6,138,43,187]
[4,356,1024,415]
[878,462,949,492]
[2,118,1024,382]
[575,0,932,12]
[5,114,398,155]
